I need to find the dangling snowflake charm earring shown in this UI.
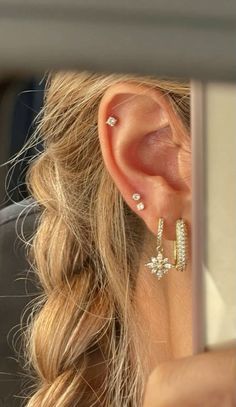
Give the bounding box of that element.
[145,218,188,280]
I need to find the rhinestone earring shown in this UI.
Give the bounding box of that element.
[132,192,145,211]
[106,116,118,126]
[132,193,141,201]
[145,218,188,280]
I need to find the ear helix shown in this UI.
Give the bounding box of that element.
[105,117,188,279]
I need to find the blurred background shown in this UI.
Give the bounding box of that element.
[0,75,46,406]
[0,75,45,208]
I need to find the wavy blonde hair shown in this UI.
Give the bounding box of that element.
[21,71,190,406]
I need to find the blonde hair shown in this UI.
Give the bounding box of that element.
[21,71,190,406]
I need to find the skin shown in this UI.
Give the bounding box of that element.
[136,256,236,406]
[97,82,236,405]
[142,347,236,406]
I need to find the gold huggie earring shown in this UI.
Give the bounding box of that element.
[145,218,188,280]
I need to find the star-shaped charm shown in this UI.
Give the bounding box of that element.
[145,250,173,280]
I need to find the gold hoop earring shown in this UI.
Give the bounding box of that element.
[145,218,188,280]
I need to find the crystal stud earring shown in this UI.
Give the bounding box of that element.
[106,116,118,127]
[137,202,145,211]
[132,192,145,211]
[132,193,141,201]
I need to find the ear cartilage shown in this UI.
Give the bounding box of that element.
[106,116,118,127]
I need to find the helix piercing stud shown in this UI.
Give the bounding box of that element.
[106,116,118,127]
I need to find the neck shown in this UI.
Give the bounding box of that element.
[133,239,192,378]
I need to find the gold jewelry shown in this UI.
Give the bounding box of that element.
[145,218,188,279]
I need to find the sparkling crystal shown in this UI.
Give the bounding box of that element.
[137,202,144,211]
[132,193,141,201]
[145,249,173,279]
[106,116,117,126]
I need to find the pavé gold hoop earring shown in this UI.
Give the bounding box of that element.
[145,218,188,280]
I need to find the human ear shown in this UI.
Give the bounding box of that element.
[97,82,191,240]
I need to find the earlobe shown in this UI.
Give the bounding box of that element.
[97,83,191,239]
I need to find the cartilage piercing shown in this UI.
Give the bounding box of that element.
[106,116,118,127]
[132,193,141,201]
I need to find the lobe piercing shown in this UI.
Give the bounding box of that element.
[132,193,141,201]
[132,192,145,211]
[137,202,145,211]
[106,116,118,127]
